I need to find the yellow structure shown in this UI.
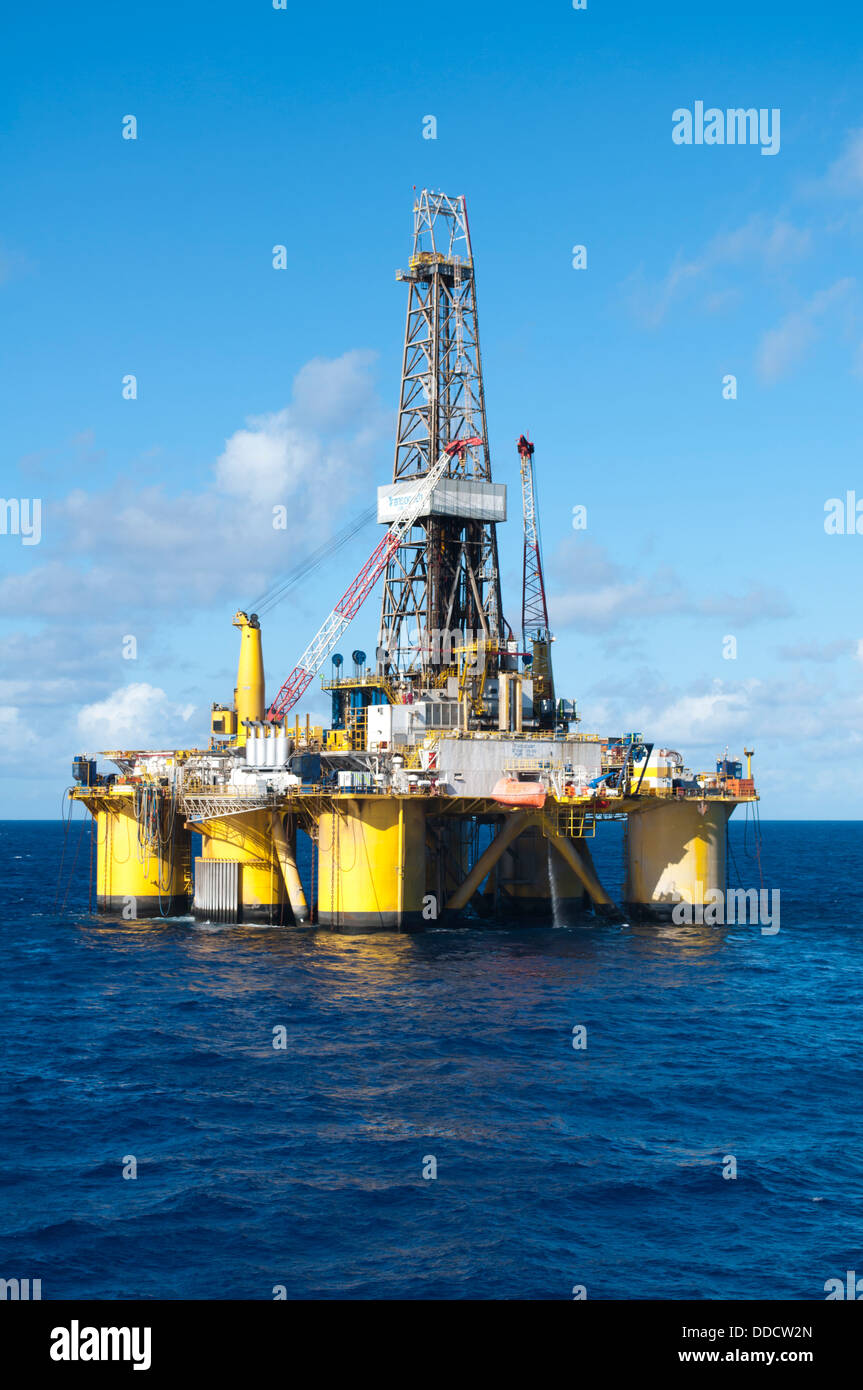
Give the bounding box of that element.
[625,799,732,920]
[194,809,288,925]
[232,610,265,742]
[271,812,310,922]
[65,190,762,936]
[94,789,190,917]
[69,611,758,934]
[549,833,616,916]
[497,823,586,918]
[317,798,426,929]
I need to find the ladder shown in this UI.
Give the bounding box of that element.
[542,805,596,840]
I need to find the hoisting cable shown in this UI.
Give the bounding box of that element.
[54,787,76,910]
[60,802,90,915]
[247,504,377,617]
[753,798,764,892]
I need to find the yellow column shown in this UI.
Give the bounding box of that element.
[625,800,732,921]
[95,792,190,917]
[316,797,426,930]
[195,808,286,924]
[232,610,265,745]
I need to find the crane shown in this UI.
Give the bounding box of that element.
[516,433,555,727]
[266,437,483,719]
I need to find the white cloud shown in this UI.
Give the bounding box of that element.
[756,312,817,383]
[77,683,196,751]
[547,540,791,632]
[0,349,394,804]
[577,671,863,805]
[643,685,754,745]
[0,706,39,751]
[216,350,384,505]
[291,349,380,432]
[0,349,390,620]
[216,412,322,507]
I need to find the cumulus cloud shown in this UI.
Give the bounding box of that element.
[579,675,758,750]
[0,705,39,751]
[0,349,394,798]
[290,349,382,433]
[578,671,863,800]
[77,683,196,751]
[215,351,384,507]
[640,685,754,747]
[0,349,390,620]
[216,413,322,507]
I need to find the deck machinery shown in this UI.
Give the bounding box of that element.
[70,190,758,929]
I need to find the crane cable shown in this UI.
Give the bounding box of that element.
[246,504,377,618]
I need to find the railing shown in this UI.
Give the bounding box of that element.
[503,761,598,802]
[539,804,596,839]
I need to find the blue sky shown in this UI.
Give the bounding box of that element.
[2,0,863,816]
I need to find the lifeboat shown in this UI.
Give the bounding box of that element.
[491,777,546,808]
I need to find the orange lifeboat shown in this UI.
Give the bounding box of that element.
[491,777,546,809]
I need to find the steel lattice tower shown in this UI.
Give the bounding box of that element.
[377,190,505,676]
[517,435,551,646]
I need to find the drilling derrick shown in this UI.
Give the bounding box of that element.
[378,191,505,678]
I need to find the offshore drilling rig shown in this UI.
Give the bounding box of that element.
[69,190,757,929]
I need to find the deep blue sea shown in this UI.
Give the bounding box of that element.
[1,817,861,1300]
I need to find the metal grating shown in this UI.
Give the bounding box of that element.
[193,859,239,923]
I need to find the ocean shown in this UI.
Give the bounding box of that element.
[1,817,860,1300]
